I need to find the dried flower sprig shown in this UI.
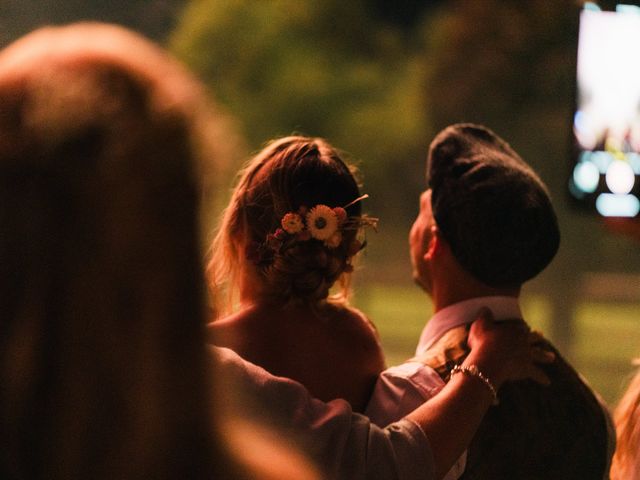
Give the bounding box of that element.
[247,195,378,266]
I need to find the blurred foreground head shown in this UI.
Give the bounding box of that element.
[0,22,291,479]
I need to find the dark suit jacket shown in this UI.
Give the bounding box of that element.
[414,325,613,480]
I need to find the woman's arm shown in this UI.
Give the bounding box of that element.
[407,308,552,479]
[216,309,552,480]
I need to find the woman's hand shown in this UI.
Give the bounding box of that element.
[466,307,555,391]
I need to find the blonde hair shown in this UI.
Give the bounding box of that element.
[611,361,640,480]
[208,136,365,315]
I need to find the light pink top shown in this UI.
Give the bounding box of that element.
[212,346,436,480]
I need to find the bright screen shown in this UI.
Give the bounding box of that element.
[570,4,640,217]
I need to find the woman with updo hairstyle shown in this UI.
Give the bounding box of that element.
[208,136,386,412]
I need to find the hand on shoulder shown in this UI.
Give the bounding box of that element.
[466,307,555,390]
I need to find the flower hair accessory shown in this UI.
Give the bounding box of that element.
[248,194,378,266]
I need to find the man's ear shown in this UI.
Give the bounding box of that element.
[423,225,440,261]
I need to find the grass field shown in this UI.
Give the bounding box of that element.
[353,281,640,407]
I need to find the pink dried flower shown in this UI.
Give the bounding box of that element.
[281,212,304,234]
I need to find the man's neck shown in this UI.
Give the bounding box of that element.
[426,243,522,312]
[432,282,520,313]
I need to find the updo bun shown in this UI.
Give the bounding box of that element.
[264,240,350,304]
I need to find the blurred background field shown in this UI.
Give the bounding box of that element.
[3,0,639,406]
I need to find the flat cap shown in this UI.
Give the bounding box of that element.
[427,123,560,287]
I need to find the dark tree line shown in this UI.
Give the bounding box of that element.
[1,0,186,47]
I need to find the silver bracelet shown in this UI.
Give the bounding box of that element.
[450,364,499,405]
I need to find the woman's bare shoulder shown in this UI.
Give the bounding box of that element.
[326,304,379,337]
[325,304,385,364]
[207,307,265,347]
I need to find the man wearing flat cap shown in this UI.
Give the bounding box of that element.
[366,124,614,479]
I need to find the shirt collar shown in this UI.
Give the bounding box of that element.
[415,296,522,355]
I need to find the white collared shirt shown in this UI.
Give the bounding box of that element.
[365,296,522,480]
[415,296,522,354]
